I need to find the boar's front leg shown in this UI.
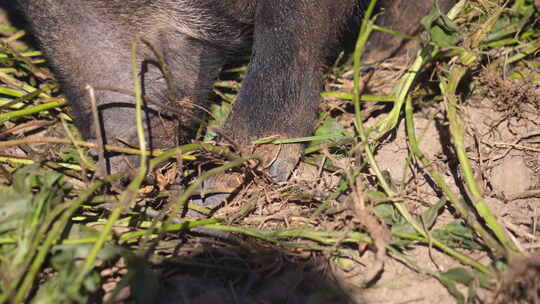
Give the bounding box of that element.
[20,1,227,173]
[195,1,355,208]
[224,0,355,181]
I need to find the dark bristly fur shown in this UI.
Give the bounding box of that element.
[15,0,454,176]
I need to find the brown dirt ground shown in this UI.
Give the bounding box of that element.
[103,60,539,304]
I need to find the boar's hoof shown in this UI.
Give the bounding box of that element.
[191,142,303,211]
[253,142,303,183]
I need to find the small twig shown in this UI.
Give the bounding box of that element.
[0,120,54,138]
[493,142,540,153]
[86,85,106,178]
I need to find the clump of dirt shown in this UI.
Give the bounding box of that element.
[496,255,540,304]
[476,69,540,124]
